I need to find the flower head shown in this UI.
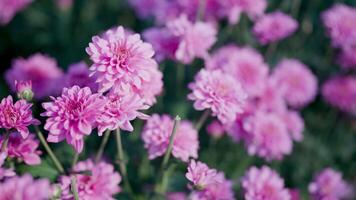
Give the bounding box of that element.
[42,86,106,153]
[242,166,291,200]
[142,114,199,162]
[186,160,223,190]
[206,120,225,139]
[0,0,33,24]
[337,46,356,70]
[221,0,267,24]
[64,61,98,92]
[15,80,33,101]
[0,96,39,139]
[0,152,15,180]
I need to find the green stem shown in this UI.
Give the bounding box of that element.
[115,128,133,194]
[195,110,210,132]
[95,130,111,162]
[34,126,65,174]
[71,152,79,169]
[71,176,80,200]
[291,0,301,18]
[1,130,10,152]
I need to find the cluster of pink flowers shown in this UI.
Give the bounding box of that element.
[144,15,217,64]
[0,0,33,25]
[142,114,199,162]
[60,159,122,199]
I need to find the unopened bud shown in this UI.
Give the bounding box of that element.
[15,80,34,101]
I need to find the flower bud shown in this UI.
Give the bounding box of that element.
[15,80,34,101]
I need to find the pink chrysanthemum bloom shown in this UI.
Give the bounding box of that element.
[206,120,225,139]
[0,174,51,200]
[0,96,39,139]
[64,61,98,92]
[256,78,287,113]
[5,53,64,99]
[221,0,267,24]
[142,114,199,162]
[0,132,41,165]
[309,168,352,200]
[188,69,247,124]
[41,86,106,153]
[337,47,356,70]
[282,111,304,142]
[321,4,356,48]
[242,166,291,200]
[135,65,164,105]
[0,0,33,25]
[322,76,356,114]
[272,59,318,108]
[0,152,15,180]
[186,160,223,190]
[243,111,293,160]
[253,11,298,45]
[60,159,121,200]
[86,26,158,93]
[167,15,217,64]
[205,44,240,70]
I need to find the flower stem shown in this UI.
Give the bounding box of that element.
[71,152,79,169]
[195,110,210,132]
[34,126,65,174]
[71,175,80,200]
[1,130,10,152]
[95,130,111,163]
[115,128,133,194]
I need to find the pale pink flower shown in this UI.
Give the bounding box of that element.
[272,59,318,108]
[60,159,121,200]
[242,166,291,200]
[64,61,98,92]
[0,132,41,165]
[309,168,352,200]
[5,54,64,99]
[282,111,304,142]
[256,78,287,113]
[0,96,39,139]
[206,120,225,139]
[186,160,223,189]
[142,114,199,162]
[41,86,106,153]
[135,65,164,105]
[253,11,298,45]
[322,76,356,115]
[337,46,356,70]
[205,44,240,70]
[221,0,267,23]
[0,0,33,25]
[0,174,51,200]
[86,26,158,93]
[188,69,247,124]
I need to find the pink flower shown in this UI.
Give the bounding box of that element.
[282,111,304,142]
[86,26,158,93]
[15,80,33,101]
[64,61,98,92]
[206,120,225,138]
[142,114,199,162]
[322,76,356,115]
[242,166,291,200]
[322,4,356,48]
[0,152,15,180]
[272,59,318,108]
[256,78,287,113]
[0,132,41,165]
[337,46,356,70]
[243,111,293,160]
[167,192,187,200]
[205,44,240,70]
[0,0,33,25]
[188,69,247,124]
[0,96,39,139]
[41,86,106,153]
[186,160,223,189]
[289,189,301,200]
[253,11,298,45]
[5,54,64,99]
[221,0,267,23]
[0,174,51,200]
[128,0,161,19]
[309,168,352,200]
[60,159,121,200]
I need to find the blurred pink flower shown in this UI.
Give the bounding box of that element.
[64,61,98,92]
[221,0,267,23]
[242,166,291,200]
[5,54,64,99]
[253,11,298,45]
[135,65,163,105]
[289,189,301,200]
[15,80,33,101]
[41,86,106,153]
[206,120,225,138]
[60,159,121,200]
[0,0,33,25]
[0,132,41,165]
[86,26,158,93]
[337,46,356,70]
[0,152,15,180]
[256,78,287,113]
[0,174,51,200]
[322,4,356,48]
[167,192,187,200]
[205,44,240,70]
[188,69,247,124]
[186,160,223,189]
[128,0,161,19]
[0,96,39,139]
[322,75,356,115]
[142,114,199,162]
[309,168,352,200]
[282,111,304,142]
[272,59,317,108]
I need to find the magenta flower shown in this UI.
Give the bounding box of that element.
[41,86,106,153]
[5,53,64,99]
[0,174,51,200]
[322,76,356,115]
[290,189,302,200]
[242,166,291,200]
[0,132,41,165]
[309,168,352,200]
[142,114,199,162]
[253,11,298,45]
[337,47,356,70]
[0,0,33,25]
[272,59,318,108]
[206,120,225,139]
[188,69,247,124]
[64,61,98,92]
[60,159,122,200]
[0,96,39,139]
[86,26,158,93]
[186,160,223,189]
